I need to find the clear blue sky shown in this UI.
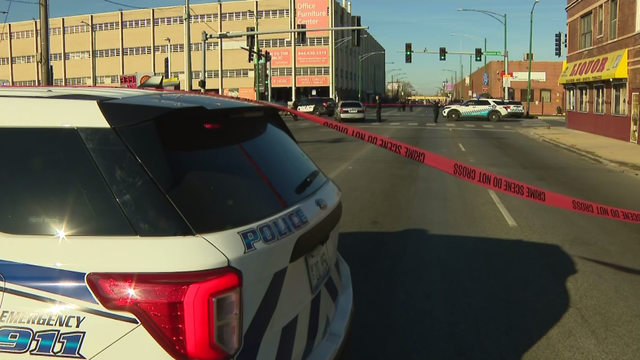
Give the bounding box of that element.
[1,0,567,94]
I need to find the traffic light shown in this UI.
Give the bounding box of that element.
[351,16,361,47]
[475,48,483,62]
[554,32,562,57]
[405,43,412,63]
[564,32,567,48]
[296,24,307,45]
[439,47,447,61]
[265,50,271,63]
[246,27,255,63]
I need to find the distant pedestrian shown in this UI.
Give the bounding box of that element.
[291,98,299,121]
[433,100,441,123]
[409,101,413,112]
[376,96,382,123]
[402,100,406,112]
[397,100,402,111]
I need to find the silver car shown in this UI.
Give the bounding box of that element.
[335,100,366,122]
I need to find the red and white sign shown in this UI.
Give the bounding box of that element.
[296,76,329,87]
[272,77,292,87]
[296,48,329,66]
[295,0,329,36]
[265,49,291,67]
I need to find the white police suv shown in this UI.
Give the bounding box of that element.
[0,87,353,360]
[441,98,509,122]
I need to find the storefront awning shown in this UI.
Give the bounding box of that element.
[558,49,627,84]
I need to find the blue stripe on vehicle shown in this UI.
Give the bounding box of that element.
[236,267,288,360]
[324,276,338,304]
[275,315,298,360]
[0,259,97,304]
[3,287,138,324]
[301,291,321,359]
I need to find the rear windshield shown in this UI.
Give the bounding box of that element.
[300,98,320,105]
[341,102,361,108]
[116,106,327,234]
[507,101,523,105]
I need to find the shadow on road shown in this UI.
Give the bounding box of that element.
[296,137,353,145]
[338,229,576,360]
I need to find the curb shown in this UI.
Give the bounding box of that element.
[519,129,640,178]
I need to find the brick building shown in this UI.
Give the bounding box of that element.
[454,60,565,115]
[561,0,640,142]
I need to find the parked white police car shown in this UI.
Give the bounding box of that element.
[0,87,353,360]
[441,98,509,122]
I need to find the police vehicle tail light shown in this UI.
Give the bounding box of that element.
[86,268,242,360]
[323,102,328,107]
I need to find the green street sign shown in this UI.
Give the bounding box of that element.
[485,51,502,56]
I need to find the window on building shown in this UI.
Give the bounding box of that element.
[597,4,604,37]
[580,12,593,49]
[520,89,534,102]
[637,0,640,32]
[541,89,552,103]
[610,0,618,40]
[577,86,588,113]
[612,82,627,115]
[594,84,605,114]
[566,87,575,111]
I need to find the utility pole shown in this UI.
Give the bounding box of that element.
[39,0,51,85]
[184,0,192,91]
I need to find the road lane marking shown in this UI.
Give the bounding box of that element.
[408,123,418,126]
[483,125,494,128]
[446,123,455,127]
[390,122,400,125]
[488,190,518,227]
[458,143,466,151]
[426,123,436,126]
[465,124,475,127]
[504,125,511,128]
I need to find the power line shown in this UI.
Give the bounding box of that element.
[103,0,146,9]
[0,0,13,44]
[2,0,36,4]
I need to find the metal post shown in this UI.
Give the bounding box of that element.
[201,31,206,93]
[526,0,539,117]
[166,38,172,76]
[184,0,192,91]
[217,2,223,95]
[484,37,487,74]
[358,59,362,101]
[503,14,508,100]
[92,26,97,85]
[391,74,393,99]
[39,0,50,86]
[469,55,472,97]
[268,59,272,102]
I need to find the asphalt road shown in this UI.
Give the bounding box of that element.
[285,107,640,360]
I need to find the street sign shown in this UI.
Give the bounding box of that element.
[482,86,489,93]
[485,51,502,56]
[483,73,489,86]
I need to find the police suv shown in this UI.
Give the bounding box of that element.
[441,98,509,122]
[0,87,353,360]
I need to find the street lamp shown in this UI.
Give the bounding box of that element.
[163,37,172,77]
[80,20,96,86]
[358,51,385,101]
[443,69,458,99]
[333,34,367,100]
[526,0,541,118]
[458,8,508,100]
[451,33,487,75]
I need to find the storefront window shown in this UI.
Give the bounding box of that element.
[566,87,575,111]
[613,82,627,116]
[594,85,605,114]
[541,89,551,103]
[577,86,588,113]
[520,89,533,102]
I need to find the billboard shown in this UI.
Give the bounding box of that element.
[297,48,329,66]
[266,49,292,67]
[297,76,329,87]
[295,0,329,36]
[510,71,547,82]
[272,77,292,87]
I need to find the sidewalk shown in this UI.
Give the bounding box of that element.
[521,127,640,176]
